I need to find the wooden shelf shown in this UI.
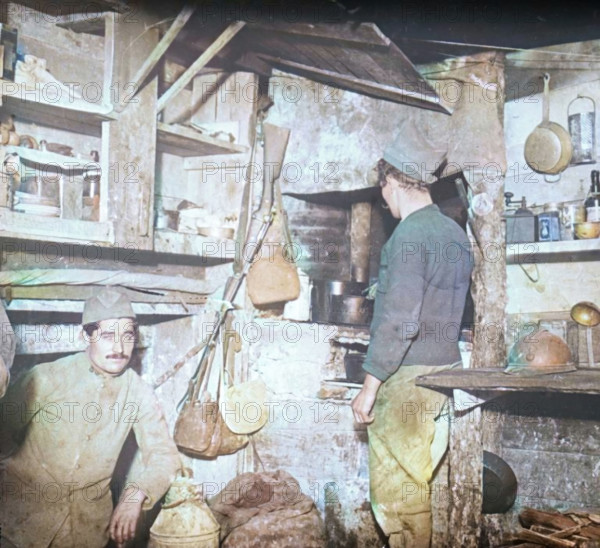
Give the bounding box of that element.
[153,229,235,260]
[0,80,115,137]
[0,209,114,245]
[156,122,248,157]
[416,367,600,396]
[4,298,205,318]
[4,146,98,171]
[506,240,600,264]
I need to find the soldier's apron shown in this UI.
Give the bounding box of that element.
[368,363,458,548]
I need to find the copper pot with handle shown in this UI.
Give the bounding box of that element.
[524,73,573,175]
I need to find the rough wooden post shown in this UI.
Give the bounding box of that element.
[429,52,508,547]
[103,12,159,250]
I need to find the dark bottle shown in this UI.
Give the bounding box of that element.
[584,170,600,222]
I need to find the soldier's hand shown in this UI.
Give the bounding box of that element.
[351,374,382,424]
[109,484,146,546]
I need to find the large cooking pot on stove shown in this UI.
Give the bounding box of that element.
[311,280,372,325]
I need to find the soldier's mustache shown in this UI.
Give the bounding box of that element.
[106,353,128,360]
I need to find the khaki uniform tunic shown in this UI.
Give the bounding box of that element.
[0,352,180,548]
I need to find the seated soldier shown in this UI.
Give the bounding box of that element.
[1,287,181,547]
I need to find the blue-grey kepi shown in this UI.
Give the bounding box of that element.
[383,118,447,184]
[83,287,136,325]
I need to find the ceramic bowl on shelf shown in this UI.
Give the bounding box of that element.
[574,221,600,239]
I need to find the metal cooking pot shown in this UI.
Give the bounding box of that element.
[311,280,367,323]
[331,295,373,326]
[482,451,517,514]
[524,73,573,175]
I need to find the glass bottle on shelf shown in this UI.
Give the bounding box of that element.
[584,170,600,222]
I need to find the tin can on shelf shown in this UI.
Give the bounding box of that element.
[537,203,561,242]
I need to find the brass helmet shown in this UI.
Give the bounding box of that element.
[505,329,575,375]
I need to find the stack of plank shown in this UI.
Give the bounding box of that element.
[502,508,600,547]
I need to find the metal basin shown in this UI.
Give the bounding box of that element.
[482,451,517,514]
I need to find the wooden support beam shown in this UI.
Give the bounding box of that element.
[104,10,160,112]
[130,5,197,98]
[443,52,507,547]
[104,79,157,248]
[157,21,246,113]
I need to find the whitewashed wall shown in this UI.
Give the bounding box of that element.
[504,64,600,316]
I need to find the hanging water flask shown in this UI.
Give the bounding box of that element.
[568,95,596,164]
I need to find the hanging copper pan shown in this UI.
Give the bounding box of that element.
[524,73,573,175]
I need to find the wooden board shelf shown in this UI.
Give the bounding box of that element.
[157,122,248,157]
[506,240,600,264]
[153,229,235,261]
[4,145,99,171]
[416,367,600,396]
[0,80,115,137]
[0,209,114,245]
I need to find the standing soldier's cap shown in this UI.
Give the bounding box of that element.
[83,287,136,326]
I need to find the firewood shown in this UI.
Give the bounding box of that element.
[531,524,562,535]
[550,525,582,539]
[512,528,577,548]
[507,544,550,548]
[565,510,600,525]
[530,524,582,538]
[501,542,555,548]
[519,508,600,540]
[581,526,600,540]
[570,515,586,526]
[575,541,600,548]
[520,508,578,530]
